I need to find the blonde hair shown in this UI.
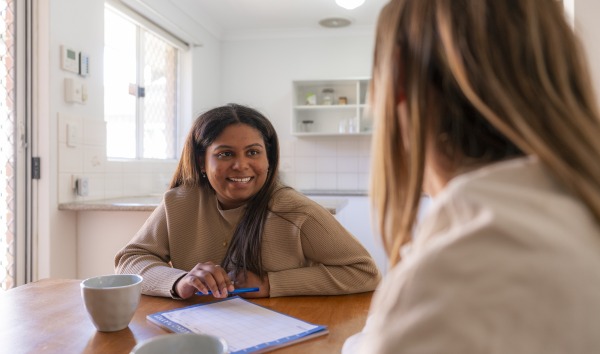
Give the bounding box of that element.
[370,0,600,266]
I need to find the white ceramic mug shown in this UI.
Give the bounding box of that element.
[130,333,229,354]
[81,274,143,332]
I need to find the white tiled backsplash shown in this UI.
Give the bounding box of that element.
[57,113,177,204]
[279,136,371,192]
[57,113,371,204]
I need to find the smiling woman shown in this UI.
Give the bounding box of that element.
[115,103,381,300]
[202,124,270,210]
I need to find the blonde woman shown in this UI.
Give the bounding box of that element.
[346,0,600,352]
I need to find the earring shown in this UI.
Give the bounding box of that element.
[201,171,206,178]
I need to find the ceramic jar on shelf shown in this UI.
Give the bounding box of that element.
[321,88,334,105]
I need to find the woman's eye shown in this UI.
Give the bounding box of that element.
[217,152,233,159]
[248,150,260,156]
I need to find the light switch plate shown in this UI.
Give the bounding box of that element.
[67,123,78,147]
[65,78,81,103]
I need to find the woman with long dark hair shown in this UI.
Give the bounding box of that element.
[116,103,380,299]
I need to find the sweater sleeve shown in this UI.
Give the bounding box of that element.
[268,204,381,297]
[114,201,187,298]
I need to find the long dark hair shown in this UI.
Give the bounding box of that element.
[170,103,281,278]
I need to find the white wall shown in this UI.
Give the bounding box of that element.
[54,1,225,207]
[220,34,376,191]
[35,0,106,280]
[574,0,600,104]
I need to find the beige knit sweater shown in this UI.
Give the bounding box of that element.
[115,184,381,298]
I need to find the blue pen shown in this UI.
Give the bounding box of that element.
[196,287,259,296]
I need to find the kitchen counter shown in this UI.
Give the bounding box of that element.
[301,189,368,196]
[58,193,352,215]
[58,196,162,212]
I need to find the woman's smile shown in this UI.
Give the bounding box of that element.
[228,176,253,183]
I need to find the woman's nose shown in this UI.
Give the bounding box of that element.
[232,157,248,170]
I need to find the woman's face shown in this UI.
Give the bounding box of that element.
[203,123,269,210]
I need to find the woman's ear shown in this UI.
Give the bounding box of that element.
[196,156,206,177]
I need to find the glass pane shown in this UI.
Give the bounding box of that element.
[0,0,15,291]
[141,30,177,160]
[104,8,137,159]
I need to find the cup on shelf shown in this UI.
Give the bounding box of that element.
[300,120,314,132]
[339,118,357,133]
[80,274,143,332]
[338,118,348,133]
[348,118,357,133]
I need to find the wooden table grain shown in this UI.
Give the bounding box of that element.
[0,278,372,354]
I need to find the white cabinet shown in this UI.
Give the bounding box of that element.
[334,196,388,275]
[335,194,433,276]
[292,79,371,136]
[76,210,151,278]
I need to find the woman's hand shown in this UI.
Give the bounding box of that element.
[174,262,234,299]
[229,270,270,298]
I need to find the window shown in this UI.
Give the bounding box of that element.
[104,7,179,160]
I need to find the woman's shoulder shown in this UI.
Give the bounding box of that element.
[413,156,599,281]
[163,185,212,207]
[268,184,325,214]
[424,157,567,227]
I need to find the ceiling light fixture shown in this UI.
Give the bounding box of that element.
[335,0,366,10]
[319,17,352,28]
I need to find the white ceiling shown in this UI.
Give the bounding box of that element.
[167,0,389,40]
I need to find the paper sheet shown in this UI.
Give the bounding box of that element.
[149,297,327,353]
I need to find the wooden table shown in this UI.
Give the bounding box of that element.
[0,279,372,353]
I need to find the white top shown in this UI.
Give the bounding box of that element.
[345,157,600,354]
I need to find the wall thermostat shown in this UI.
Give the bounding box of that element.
[61,45,79,74]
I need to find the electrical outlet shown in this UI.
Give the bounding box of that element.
[75,177,89,197]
